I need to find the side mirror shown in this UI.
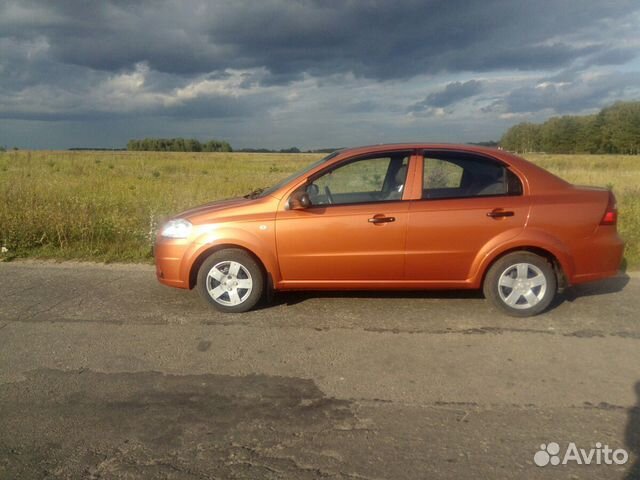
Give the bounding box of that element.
[287,191,311,210]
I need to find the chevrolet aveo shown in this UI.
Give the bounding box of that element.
[154,144,624,317]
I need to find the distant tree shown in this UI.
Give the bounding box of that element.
[574,115,599,153]
[185,138,202,152]
[500,122,541,153]
[309,148,342,153]
[170,138,184,152]
[467,141,499,148]
[500,101,640,154]
[539,116,581,153]
[126,137,232,152]
[600,102,640,154]
[238,147,273,153]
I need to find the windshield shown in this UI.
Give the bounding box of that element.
[253,151,341,198]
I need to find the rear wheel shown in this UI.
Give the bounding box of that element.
[483,252,557,317]
[196,248,264,313]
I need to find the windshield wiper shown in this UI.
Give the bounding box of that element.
[244,187,266,199]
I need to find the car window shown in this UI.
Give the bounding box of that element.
[255,150,341,198]
[424,158,464,189]
[422,151,522,199]
[306,153,410,206]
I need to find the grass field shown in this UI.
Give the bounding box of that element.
[0,150,638,269]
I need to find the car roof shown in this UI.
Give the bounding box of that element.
[331,143,521,166]
[335,142,500,154]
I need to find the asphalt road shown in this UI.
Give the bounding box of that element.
[1,260,639,479]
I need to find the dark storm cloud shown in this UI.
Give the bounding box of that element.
[1,0,638,80]
[198,0,639,79]
[1,0,640,147]
[410,80,483,112]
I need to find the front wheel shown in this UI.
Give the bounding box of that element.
[196,248,264,313]
[483,252,557,317]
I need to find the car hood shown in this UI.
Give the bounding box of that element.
[174,197,253,220]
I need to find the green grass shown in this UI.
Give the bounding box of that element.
[0,150,638,269]
[0,150,321,262]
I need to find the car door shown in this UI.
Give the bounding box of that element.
[275,151,414,283]
[405,150,530,282]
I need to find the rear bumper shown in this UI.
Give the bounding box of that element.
[570,227,624,285]
[154,240,189,288]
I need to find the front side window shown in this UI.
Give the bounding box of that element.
[422,151,522,200]
[305,153,410,206]
[256,151,341,198]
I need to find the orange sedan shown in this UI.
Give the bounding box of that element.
[154,144,624,316]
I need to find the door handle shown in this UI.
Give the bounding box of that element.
[368,216,396,224]
[487,209,514,218]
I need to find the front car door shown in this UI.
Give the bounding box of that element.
[405,149,531,282]
[275,151,415,285]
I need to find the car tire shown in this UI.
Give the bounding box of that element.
[483,252,557,317]
[196,248,264,313]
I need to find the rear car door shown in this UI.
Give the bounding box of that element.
[405,150,530,281]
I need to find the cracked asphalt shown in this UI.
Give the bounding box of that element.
[1,260,640,479]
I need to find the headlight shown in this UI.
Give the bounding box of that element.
[160,219,192,239]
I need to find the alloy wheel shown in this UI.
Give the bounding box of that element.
[206,260,253,306]
[497,262,547,310]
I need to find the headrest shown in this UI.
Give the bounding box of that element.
[395,165,407,184]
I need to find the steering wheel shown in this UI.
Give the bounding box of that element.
[324,185,334,204]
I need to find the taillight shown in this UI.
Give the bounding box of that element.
[600,191,618,225]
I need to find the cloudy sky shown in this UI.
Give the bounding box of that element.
[1,0,639,150]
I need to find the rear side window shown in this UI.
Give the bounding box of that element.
[422,151,522,200]
[424,158,464,189]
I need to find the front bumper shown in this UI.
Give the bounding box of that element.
[154,239,190,288]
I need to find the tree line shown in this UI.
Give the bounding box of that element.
[237,147,301,153]
[127,138,232,152]
[236,147,340,153]
[500,101,640,154]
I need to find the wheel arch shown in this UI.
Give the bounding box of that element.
[479,245,568,292]
[187,243,271,290]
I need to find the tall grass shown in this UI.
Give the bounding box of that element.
[0,150,318,262]
[0,150,638,268]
